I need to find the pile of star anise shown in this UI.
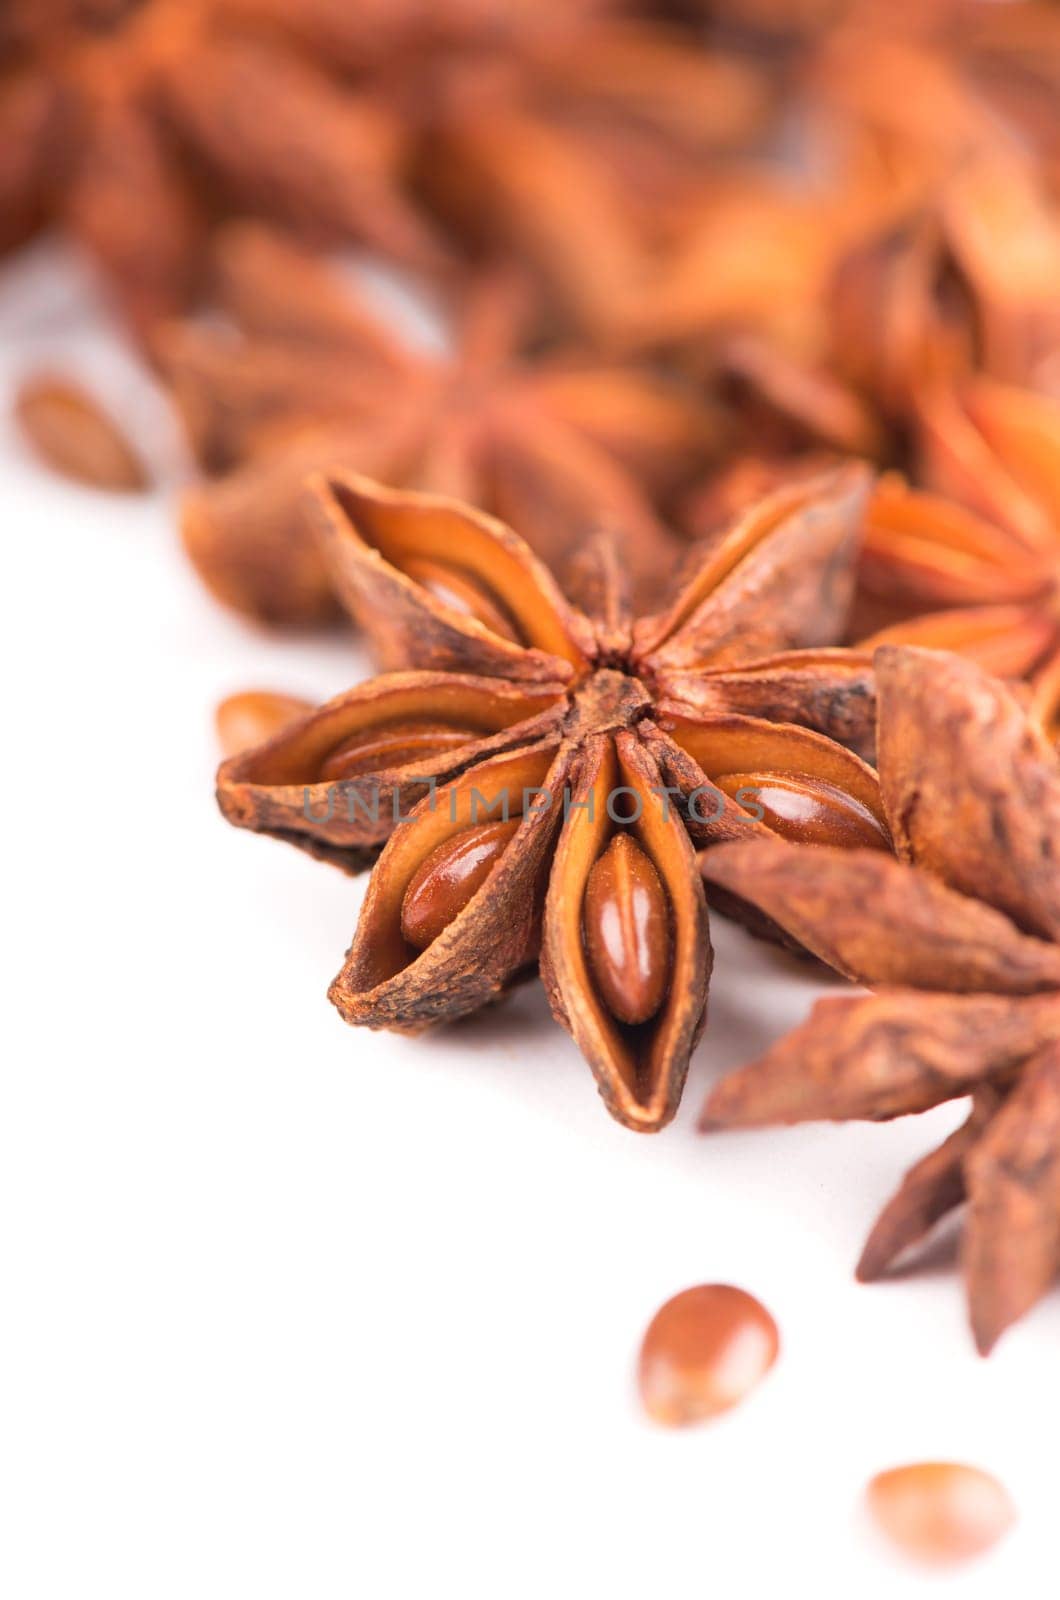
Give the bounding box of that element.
[8,0,1060,1352]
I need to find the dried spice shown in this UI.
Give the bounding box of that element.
[700,644,1060,1349]
[637,1284,779,1426]
[416,18,775,339]
[163,224,715,623]
[216,465,886,1130]
[866,1463,1016,1566]
[852,472,1059,676]
[829,375,1060,673]
[609,183,840,361]
[829,146,1060,414]
[0,3,781,349]
[675,339,883,544]
[0,0,451,338]
[14,372,148,490]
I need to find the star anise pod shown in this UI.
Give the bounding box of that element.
[674,333,887,545]
[681,460,1060,679]
[162,223,716,625]
[699,643,1060,1350]
[829,143,1060,414]
[849,378,1060,674]
[216,464,884,1130]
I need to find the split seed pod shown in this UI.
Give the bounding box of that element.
[218,466,885,1129]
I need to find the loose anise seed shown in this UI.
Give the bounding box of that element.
[400,556,522,643]
[15,375,148,491]
[401,820,521,949]
[638,1284,779,1426]
[318,720,482,781]
[215,690,314,757]
[713,772,890,849]
[583,833,671,1026]
[866,1463,1016,1565]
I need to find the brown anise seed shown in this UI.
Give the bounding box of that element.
[401,556,522,643]
[583,833,671,1027]
[638,1284,779,1426]
[401,820,521,950]
[318,720,482,781]
[215,691,314,757]
[866,1464,1016,1566]
[15,375,148,491]
[713,772,890,850]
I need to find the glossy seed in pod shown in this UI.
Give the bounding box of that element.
[866,1463,1016,1565]
[319,720,482,781]
[583,833,671,1026]
[638,1284,779,1426]
[401,819,521,949]
[216,690,313,756]
[15,374,148,490]
[401,555,522,643]
[714,771,890,849]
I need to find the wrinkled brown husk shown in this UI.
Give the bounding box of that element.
[329,742,566,1028]
[701,991,1060,1128]
[540,732,712,1132]
[308,470,596,678]
[856,1090,1003,1283]
[964,1043,1060,1353]
[633,465,871,673]
[876,646,1060,941]
[699,838,1060,994]
[658,650,878,763]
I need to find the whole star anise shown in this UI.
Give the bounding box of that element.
[162,223,716,624]
[699,644,1060,1350]
[216,464,885,1130]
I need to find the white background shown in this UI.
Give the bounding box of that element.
[3,247,1058,1598]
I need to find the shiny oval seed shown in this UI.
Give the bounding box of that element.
[215,690,313,756]
[714,771,890,849]
[15,374,148,490]
[401,555,522,643]
[866,1463,1016,1565]
[401,819,520,949]
[319,720,481,781]
[638,1284,779,1426]
[583,833,671,1026]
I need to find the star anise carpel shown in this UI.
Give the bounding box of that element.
[827,141,1060,415]
[217,463,884,1132]
[699,643,1060,1351]
[848,377,1060,679]
[163,223,716,625]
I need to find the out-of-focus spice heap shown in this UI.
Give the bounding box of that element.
[9,0,1060,635]
[7,0,1060,1368]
